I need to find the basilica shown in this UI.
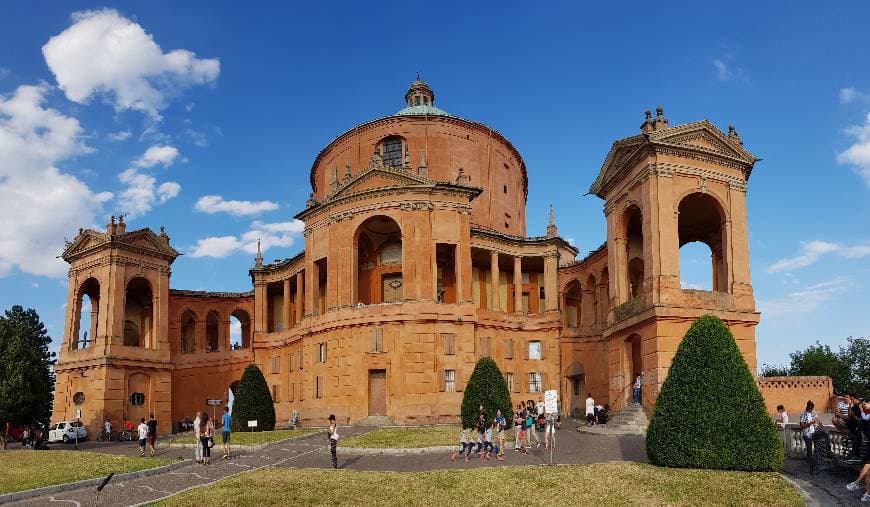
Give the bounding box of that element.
[52,79,761,434]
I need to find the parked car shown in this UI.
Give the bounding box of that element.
[48,421,87,443]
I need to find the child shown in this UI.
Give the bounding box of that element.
[450,427,467,462]
[483,423,493,460]
[327,414,339,469]
[465,428,480,462]
[494,410,506,459]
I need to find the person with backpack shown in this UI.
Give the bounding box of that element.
[199,413,214,465]
[327,414,339,469]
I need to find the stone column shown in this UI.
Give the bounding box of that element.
[490,251,499,311]
[295,272,304,324]
[614,237,628,304]
[457,209,473,303]
[544,253,558,311]
[254,280,267,333]
[283,279,292,329]
[513,256,522,313]
[89,304,98,347]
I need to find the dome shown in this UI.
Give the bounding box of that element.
[395,104,452,117]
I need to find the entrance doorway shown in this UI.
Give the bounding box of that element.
[368,370,387,416]
[625,334,642,406]
[565,362,585,418]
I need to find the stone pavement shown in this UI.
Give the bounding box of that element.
[783,458,865,506]
[8,424,646,506]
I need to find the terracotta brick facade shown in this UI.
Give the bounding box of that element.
[53,81,776,434]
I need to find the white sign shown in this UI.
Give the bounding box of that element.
[75,409,82,419]
[247,420,258,428]
[544,390,558,414]
[206,399,222,406]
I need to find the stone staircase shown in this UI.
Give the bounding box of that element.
[358,415,394,426]
[577,404,649,436]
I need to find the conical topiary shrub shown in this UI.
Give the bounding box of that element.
[231,364,276,432]
[460,357,513,428]
[645,315,783,471]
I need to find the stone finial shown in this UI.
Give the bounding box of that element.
[727,124,743,146]
[344,160,352,181]
[78,227,84,235]
[116,214,126,234]
[306,192,317,208]
[107,214,116,235]
[159,226,170,243]
[455,167,470,185]
[653,106,669,131]
[640,110,654,133]
[329,164,340,192]
[255,238,263,268]
[546,204,558,238]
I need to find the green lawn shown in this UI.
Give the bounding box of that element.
[164,429,316,447]
[339,426,514,449]
[0,450,172,494]
[153,462,803,507]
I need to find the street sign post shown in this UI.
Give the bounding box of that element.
[207,399,222,422]
[248,419,257,435]
[544,389,558,465]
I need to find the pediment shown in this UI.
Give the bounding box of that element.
[62,231,105,258]
[62,227,179,262]
[327,166,434,201]
[650,120,756,163]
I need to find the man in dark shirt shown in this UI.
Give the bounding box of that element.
[147,414,157,457]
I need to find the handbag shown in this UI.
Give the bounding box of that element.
[208,437,214,448]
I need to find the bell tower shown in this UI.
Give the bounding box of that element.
[590,109,759,410]
[53,216,179,434]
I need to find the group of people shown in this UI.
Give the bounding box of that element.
[132,414,158,457]
[514,399,558,452]
[451,404,508,462]
[450,401,559,463]
[191,407,233,465]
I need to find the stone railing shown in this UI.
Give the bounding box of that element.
[781,423,863,470]
[614,296,646,321]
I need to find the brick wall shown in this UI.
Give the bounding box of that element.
[758,375,833,415]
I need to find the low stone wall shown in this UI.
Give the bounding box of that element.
[758,376,833,415]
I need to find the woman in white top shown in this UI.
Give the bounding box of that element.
[585,394,595,426]
[327,414,339,469]
[193,411,202,463]
[137,418,149,457]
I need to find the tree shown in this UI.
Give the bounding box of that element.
[460,357,513,429]
[230,364,275,432]
[0,306,56,450]
[646,315,782,471]
[788,341,850,394]
[759,363,790,377]
[840,337,870,398]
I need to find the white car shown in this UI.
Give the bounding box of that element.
[48,421,87,443]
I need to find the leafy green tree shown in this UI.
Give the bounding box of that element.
[230,364,275,432]
[460,357,513,429]
[759,364,790,377]
[840,337,870,398]
[0,306,56,449]
[646,315,782,471]
[788,341,850,394]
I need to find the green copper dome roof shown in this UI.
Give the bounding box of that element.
[395,104,452,117]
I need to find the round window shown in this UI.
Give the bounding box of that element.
[130,392,145,406]
[73,392,85,405]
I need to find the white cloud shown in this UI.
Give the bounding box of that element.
[157,181,181,203]
[107,129,131,141]
[0,68,10,80]
[134,144,179,168]
[837,112,870,187]
[712,54,748,83]
[840,87,870,105]
[713,59,732,81]
[189,220,304,258]
[183,128,208,147]
[194,195,279,216]
[42,9,220,119]
[0,84,112,277]
[767,240,870,273]
[758,277,850,317]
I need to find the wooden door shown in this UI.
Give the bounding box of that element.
[368,370,387,416]
[382,275,403,303]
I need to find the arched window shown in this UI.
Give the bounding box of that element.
[129,392,145,406]
[75,278,100,350]
[124,278,153,347]
[206,311,220,352]
[564,281,581,328]
[230,309,251,350]
[180,310,196,354]
[678,193,727,292]
[586,274,598,326]
[620,206,644,300]
[381,137,404,167]
[355,216,403,305]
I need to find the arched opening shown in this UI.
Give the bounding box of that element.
[355,216,403,305]
[230,309,251,350]
[124,278,153,347]
[585,274,598,326]
[678,193,727,292]
[74,278,99,350]
[564,280,581,328]
[266,281,284,332]
[565,362,585,418]
[180,310,196,354]
[620,205,644,300]
[205,311,220,352]
[624,333,642,406]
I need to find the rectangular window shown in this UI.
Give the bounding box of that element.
[503,185,508,194]
[528,372,542,393]
[289,352,294,372]
[371,327,384,353]
[539,286,546,300]
[318,342,327,363]
[479,337,491,358]
[442,333,456,355]
[505,338,513,359]
[315,376,324,398]
[272,384,279,403]
[522,272,530,284]
[445,370,456,392]
[506,372,514,392]
[289,382,295,402]
[271,356,280,374]
[528,340,542,360]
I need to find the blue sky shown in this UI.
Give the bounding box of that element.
[1,2,868,369]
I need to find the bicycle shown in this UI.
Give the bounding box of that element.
[97,430,118,442]
[118,429,134,441]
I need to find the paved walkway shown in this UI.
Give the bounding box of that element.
[9,424,646,506]
[783,458,864,506]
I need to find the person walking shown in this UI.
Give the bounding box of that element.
[527,400,540,448]
[137,417,149,457]
[846,463,870,502]
[193,411,202,463]
[633,375,642,405]
[450,427,468,462]
[221,406,232,460]
[146,414,158,457]
[103,416,112,440]
[494,409,506,460]
[513,403,523,451]
[775,404,789,450]
[482,423,493,460]
[327,414,339,469]
[585,393,596,426]
[800,400,821,473]
[199,413,213,465]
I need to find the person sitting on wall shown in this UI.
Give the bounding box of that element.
[833,395,851,435]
